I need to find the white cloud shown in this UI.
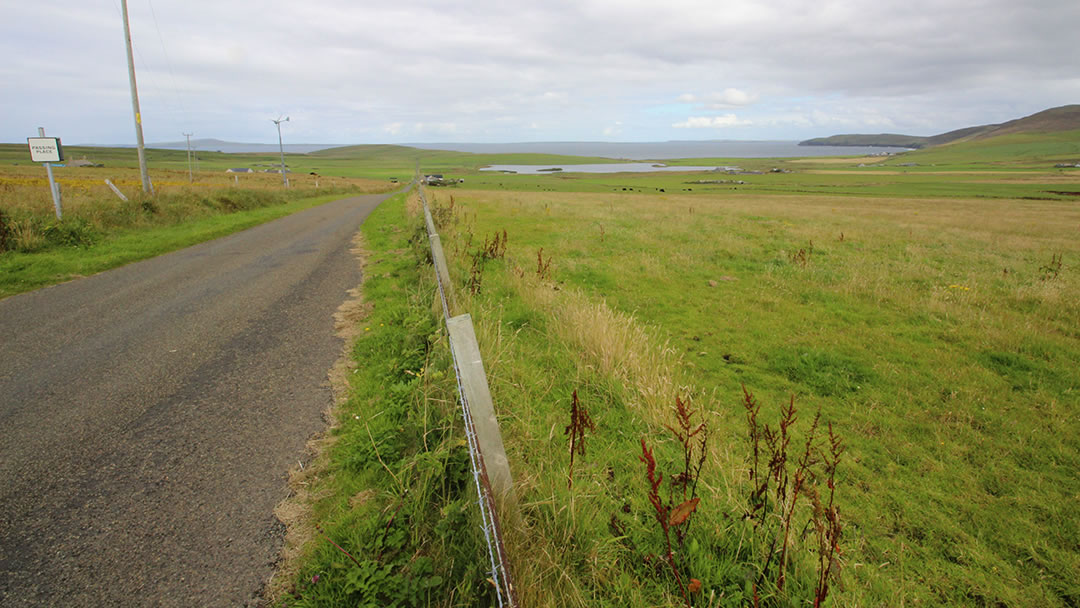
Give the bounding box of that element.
[539,91,569,104]
[672,106,905,133]
[673,114,753,128]
[1,0,1078,143]
[602,121,624,136]
[679,88,759,108]
[412,122,459,135]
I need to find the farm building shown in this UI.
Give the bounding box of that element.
[424,174,464,186]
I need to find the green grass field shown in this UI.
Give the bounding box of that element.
[402,134,1078,606]
[424,182,1079,606]
[4,135,1078,606]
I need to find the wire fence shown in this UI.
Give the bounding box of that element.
[417,185,518,608]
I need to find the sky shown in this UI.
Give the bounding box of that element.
[2,0,1078,145]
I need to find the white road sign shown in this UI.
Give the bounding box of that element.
[28,137,64,163]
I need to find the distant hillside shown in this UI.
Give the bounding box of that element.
[798,134,931,148]
[307,143,620,167]
[800,105,1080,148]
[966,105,1080,139]
[309,144,434,159]
[85,138,347,154]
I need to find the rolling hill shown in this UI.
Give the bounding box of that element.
[800,104,1080,148]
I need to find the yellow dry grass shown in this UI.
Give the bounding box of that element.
[0,164,391,216]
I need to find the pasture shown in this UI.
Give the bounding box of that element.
[421,170,1079,605]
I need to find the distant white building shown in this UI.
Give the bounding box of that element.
[225,168,254,173]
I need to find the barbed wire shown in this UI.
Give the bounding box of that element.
[417,184,518,607]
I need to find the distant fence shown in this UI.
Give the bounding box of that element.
[418,185,517,607]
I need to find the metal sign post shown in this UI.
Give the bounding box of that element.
[28,127,64,219]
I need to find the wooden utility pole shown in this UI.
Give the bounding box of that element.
[183,132,193,182]
[121,0,152,193]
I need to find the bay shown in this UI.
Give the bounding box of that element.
[407,140,911,159]
[479,163,737,174]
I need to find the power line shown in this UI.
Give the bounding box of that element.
[146,0,192,129]
[111,1,186,136]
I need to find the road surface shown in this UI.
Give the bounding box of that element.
[0,191,395,606]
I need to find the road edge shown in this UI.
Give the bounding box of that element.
[261,227,372,605]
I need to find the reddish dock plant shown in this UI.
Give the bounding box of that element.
[565,390,595,489]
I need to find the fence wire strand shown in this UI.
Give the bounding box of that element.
[418,185,518,608]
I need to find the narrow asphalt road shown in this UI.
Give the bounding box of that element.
[0,191,396,606]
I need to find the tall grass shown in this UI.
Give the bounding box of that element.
[427,186,1079,607]
[0,165,390,253]
[428,188,848,606]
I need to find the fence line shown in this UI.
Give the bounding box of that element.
[418,185,518,607]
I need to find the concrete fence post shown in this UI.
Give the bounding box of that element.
[104,179,128,201]
[446,313,514,499]
[428,233,454,308]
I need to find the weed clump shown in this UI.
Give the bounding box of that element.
[639,437,693,605]
[565,389,595,489]
[46,217,98,247]
[609,396,708,606]
[665,396,708,508]
[789,240,813,267]
[1040,252,1063,280]
[536,247,552,279]
[741,385,844,605]
[430,194,457,229]
[466,229,508,294]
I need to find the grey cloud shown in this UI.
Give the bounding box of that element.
[2,0,1077,143]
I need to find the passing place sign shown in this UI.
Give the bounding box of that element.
[28,137,64,163]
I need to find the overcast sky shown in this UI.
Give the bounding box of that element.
[2,0,1077,145]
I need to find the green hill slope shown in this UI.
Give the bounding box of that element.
[895,128,1080,167]
[801,104,1080,149]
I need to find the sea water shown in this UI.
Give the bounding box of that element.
[407,140,911,160]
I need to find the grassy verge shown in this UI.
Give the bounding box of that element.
[424,187,1079,607]
[272,191,493,607]
[0,188,390,299]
